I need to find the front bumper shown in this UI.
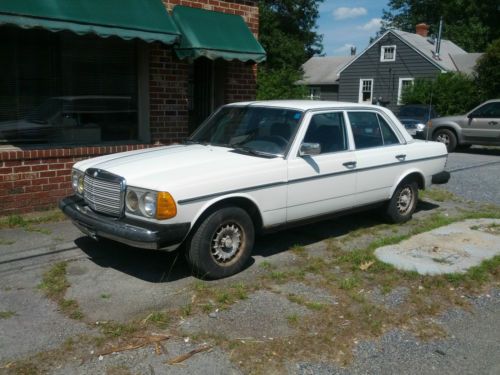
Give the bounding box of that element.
[431,171,451,185]
[59,196,190,250]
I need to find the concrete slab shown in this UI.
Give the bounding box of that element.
[375,219,500,275]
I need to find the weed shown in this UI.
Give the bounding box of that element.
[340,276,359,290]
[100,321,140,338]
[286,313,299,326]
[146,311,170,329]
[259,260,274,270]
[291,244,306,256]
[0,310,16,319]
[38,262,69,299]
[181,303,193,316]
[270,271,287,282]
[420,188,458,202]
[216,291,231,304]
[305,302,325,311]
[231,282,248,300]
[100,293,111,299]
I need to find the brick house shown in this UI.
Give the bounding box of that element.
[0,0,265,215]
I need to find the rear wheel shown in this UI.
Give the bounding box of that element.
[186,206,254,279]
[384,180,418,223]
[433,128,457,152]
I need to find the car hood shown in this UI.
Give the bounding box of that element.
[432,115,464,123]
[74,144,287,198]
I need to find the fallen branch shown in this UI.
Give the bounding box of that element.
[166,345,212,365]
[97,334,170,356]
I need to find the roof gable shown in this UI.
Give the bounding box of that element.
[338,29,468,75]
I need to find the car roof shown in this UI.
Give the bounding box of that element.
[227,100,383,111]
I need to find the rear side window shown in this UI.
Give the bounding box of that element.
[348,112,400,149]
[303,112,348,154]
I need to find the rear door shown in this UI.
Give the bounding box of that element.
[347,111,408,205]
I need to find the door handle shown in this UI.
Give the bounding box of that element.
[488,121,498,125]
[395,154,406,161]
[343,161,357,168]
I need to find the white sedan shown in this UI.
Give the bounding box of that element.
[60,100,450,279]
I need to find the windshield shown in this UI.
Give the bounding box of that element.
[190,106,303,156]
[399,105,435,120]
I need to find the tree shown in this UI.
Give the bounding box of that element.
[475,38,500,99]
[401,73,482,115]
[257,0,323,99]
[380,0,499,52]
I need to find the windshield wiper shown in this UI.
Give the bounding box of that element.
[231,145,280,158]
[183,139,209,145]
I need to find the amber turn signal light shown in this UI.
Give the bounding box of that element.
[156,192,177,219]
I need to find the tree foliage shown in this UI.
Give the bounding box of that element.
[401,73,482,115]
[475,38,500,99]
[257,0,323,99]
[380,0,499,52]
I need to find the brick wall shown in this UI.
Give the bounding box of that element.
[0,145,151,215]
[0,0,260,216]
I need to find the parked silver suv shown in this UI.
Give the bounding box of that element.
[416,99,500,152]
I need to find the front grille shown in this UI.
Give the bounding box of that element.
[84,169,125,217]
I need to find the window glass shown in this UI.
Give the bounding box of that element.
[303,112,347,154]
[472,103,500,118]
[377,115,400,145]
[0,27,138,145]
[381,46,396,61]
[348,112,383,149]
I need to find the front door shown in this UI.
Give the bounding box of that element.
[188,58,226,133]
[287,111,357,222]
[461,101,500,142]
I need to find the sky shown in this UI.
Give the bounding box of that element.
[317,0,389,56]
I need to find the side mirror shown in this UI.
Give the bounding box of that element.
[467,112,475,119]
[299,142,321,156]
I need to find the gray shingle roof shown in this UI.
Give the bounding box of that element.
[298,56,354,85]
[449,53,483,75]
[389,29,467,71]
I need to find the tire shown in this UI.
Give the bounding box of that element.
[432,128,457,152]
[186,206,254,279]
[384,180,418,223]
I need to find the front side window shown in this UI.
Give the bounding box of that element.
[190,106,303,156]
[471,102,500,118]
[0,27,138,145]
[381,45,396,62]
[309,87,321,100]
[348,111,400,149]
[303,112,348,154]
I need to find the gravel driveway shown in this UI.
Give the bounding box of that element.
[443,147,500,204]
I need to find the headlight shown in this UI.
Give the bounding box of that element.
[125,190,139,212]
[72,170,84,195]
[416,123,426,132]
[125,188,177,220]
[140,192,156,217]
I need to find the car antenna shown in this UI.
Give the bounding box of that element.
[426,89,433,142]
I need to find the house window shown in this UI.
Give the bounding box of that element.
[308,87,321,100]
[380,45,396,62]
[0,27,141,146]
[358,79,373,104]
[397,78,415,105]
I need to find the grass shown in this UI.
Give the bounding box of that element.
[420,188,459,202]
[145,311,170,329]
[0,209,65,228]
[100,293,111,299]
[38,262,84,320]
[0,310,16,319]
[0,237,15,245]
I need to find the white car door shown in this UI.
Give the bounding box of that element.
[286,111,357,222]
[346,110,408,205]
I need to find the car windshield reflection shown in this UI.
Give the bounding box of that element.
[190,106,303,156]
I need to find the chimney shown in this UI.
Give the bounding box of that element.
[416,23,429,37]
[350,46,356,56]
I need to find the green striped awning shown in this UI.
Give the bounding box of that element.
[0,0,180,44]
[172,6,266,63]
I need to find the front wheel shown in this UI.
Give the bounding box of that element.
[186,206,254,279]
[384,180,418,223]
[433,128,457,152]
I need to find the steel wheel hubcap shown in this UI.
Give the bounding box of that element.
[211,223,242,263]
[436,133,449,145]
[396,187,413,214]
